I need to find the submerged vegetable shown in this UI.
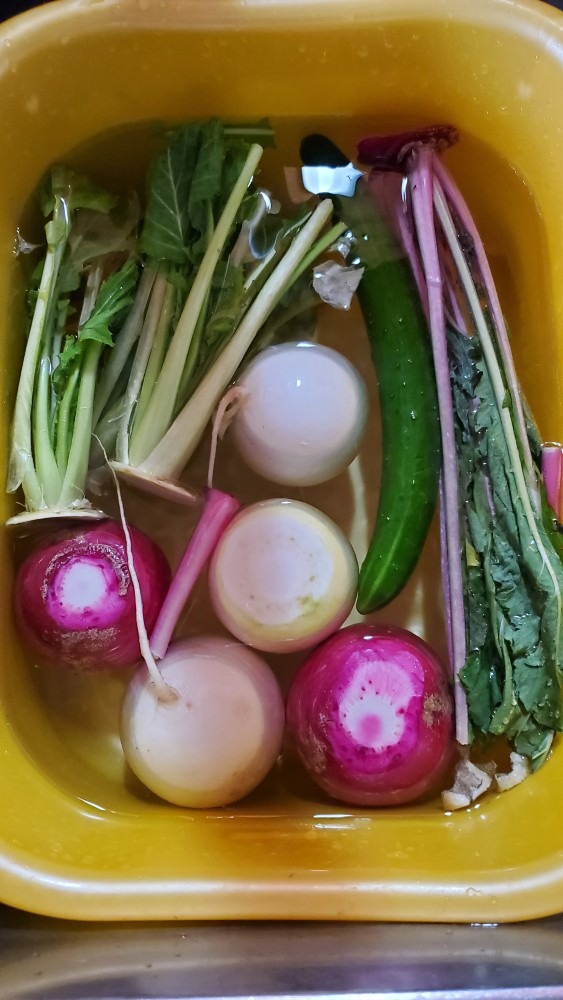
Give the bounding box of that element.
[230,341,368,487]
[361,126,563,774]
[14,521,170,670]
[300,135,441,614]
[209,498,358,653]
[91,120,340,503]
[120,636,285,807]
[7,166,139,523]
[286,624,454,806]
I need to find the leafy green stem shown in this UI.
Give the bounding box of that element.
[281,221,347,292]
[131,277,175,436]
[7,203,69,510]
[92,263,156,427]
[58,340,103,508]
[56,365,80,472]
[116,269,169,466]
[129,143,264,464]
[172,283,212,416]
[34,348,62,506]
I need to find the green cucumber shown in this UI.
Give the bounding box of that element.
[331,179,440,613]
[299,136,441,614]
[355,255,441,613]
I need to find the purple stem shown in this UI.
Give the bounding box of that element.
[150,488,240,660]
[432,156,537,507]
[366,173,429,313]
[409,147,469,745]
[542,445,563,520]
[357,124,459,172]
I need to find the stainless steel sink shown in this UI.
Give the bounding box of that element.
[2,907,563,999]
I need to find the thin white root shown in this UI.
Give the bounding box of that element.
[98,440,177,703]
[207,385,249,489]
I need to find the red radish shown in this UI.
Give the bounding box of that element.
[13,521,170,670]
[286,624,454,806]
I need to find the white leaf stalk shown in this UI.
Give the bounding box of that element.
[129,143,265,465]
[7,202,70,510]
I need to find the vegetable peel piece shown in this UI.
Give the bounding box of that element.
[441,758,495,811]
[495,752,530,792]
[312,260,364,310]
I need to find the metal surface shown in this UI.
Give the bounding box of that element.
[2,907,563,999]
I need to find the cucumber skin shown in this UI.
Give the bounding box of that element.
[356,258,441,614]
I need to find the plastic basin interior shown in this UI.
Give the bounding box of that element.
[1,0,563,922]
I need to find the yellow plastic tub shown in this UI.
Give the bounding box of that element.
[1,0,563,923]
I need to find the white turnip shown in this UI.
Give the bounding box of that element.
[209,498,358,654]
[120,636,285,808]
[230,341,368,487]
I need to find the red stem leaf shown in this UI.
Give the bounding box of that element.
[358,125,459,172]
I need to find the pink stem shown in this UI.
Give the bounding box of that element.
[409,148,469,745]
[439,475,454,670]
[441,247,467,333]
[432,156,538,508]
[542,444,563,520]
[150,488,240,660]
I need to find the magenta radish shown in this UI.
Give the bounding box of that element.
[13,521,170,670]
[120,636,285,808]
[208,498,358,653]
[230,341,368,487]
[286,624,454,806]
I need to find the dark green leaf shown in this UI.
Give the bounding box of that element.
[506,714,554,767]
[69,194,140,270]
[187,119,224,223]
[449,322,563,758]
[460,650,496,731]
[140,123,201,263]
[52,257,139,396]
[40,166,118,217]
